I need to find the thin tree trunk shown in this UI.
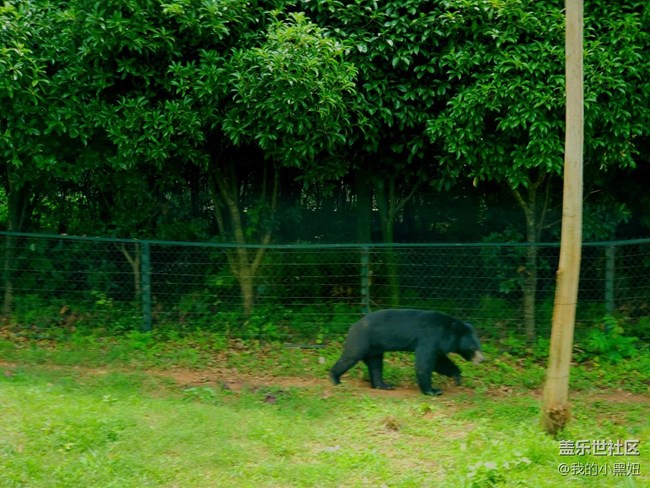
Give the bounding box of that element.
[522,244,538,341]
[375,176,425,308]
[119,243,142,303]
[210,157,279,318]
[2,234,14,318]
[3,179,32,317]
[522,188,539,342]
[541,0,583,435]
[511,177,550,342]
[354,169,372,244]
[376,178,400,307]
[238,264,255,319]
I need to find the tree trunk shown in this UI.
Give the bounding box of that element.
[375,178,400,307]
[541,0,583,435]
[374,175,424,308]
[354,169,372,244]
[384,231,400,308]
[2,179,32,318]
[511,178,551,342]
[210,155,278,318]
[2,234,14,318]
[522,245,538,342]
[355,169,373,313]
[119,243,142,303]
[522,192,539,342]
[237,258,255,319]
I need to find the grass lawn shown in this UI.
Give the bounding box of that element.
[0,331,648,487]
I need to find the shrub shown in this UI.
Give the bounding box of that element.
[575,315,639,364]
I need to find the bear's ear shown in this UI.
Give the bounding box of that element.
[458,333,473,352]
[437,333,456,354]
[440,320,469,354]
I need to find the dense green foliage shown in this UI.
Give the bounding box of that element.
[2,0,649,332]
[2,0,648,240]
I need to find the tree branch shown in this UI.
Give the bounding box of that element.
[537,175,552,240]
[252,164,280,276]
[510,184,529,215]
[117,242,134,265]
[394,178,424,215]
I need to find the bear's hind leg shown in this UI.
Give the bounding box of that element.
[363,354,394,390]
[330,356,359,385]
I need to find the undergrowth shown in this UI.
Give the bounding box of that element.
[0,314,648,394]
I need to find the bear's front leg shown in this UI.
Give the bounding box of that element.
[364,354,394,390]
[415,348,443,396]
[435,354,462,386]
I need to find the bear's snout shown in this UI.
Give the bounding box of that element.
[472,351,486,364]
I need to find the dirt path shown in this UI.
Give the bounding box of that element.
[2,359,648,405]
[0,358,467,399]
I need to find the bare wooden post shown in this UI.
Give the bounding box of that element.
[541,0,584,435]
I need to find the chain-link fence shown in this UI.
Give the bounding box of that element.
[1,232,649,341]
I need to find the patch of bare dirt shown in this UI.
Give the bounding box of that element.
[151,366,327,392]
[2,359,648,405]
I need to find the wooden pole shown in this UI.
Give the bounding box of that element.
[541,0,584,435]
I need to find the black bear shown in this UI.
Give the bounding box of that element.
[330,309,484,396]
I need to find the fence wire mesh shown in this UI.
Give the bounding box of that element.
[2,232,649,341]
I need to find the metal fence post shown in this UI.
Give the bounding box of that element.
[605,244,615,316]
[360,246,370,314]
[141,241,153,332]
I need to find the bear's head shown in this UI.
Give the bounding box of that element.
[457,322,485,364]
